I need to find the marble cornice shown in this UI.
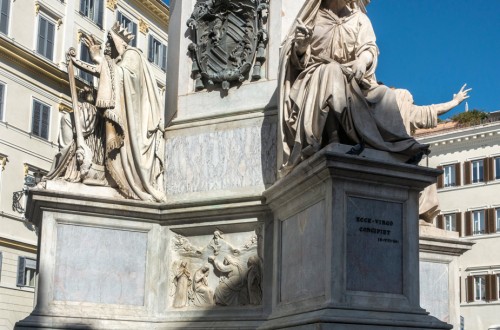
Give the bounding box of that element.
[0,36,68,88]
[136,0,170,28]
[417,123,500,154]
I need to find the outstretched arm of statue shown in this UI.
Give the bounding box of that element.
[70,57,100,75]
[433,84,471,115]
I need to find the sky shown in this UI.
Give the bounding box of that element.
[369,0,500,118]
[163,0,499,118]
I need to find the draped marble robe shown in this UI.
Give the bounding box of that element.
[280,1,428,172]
[103,47,166,202]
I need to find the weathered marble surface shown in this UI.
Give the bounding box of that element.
[54,224,148,305]
[165,122,276,196]
[281,201,325,303]
[420,261,449,322]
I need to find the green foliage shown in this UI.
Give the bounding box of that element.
[451,110,489,125]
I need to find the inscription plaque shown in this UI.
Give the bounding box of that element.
[346,196,403,294]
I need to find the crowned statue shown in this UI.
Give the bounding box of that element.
[46,22,166,202]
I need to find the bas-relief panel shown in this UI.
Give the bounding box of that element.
[280,201,326,303]
[420,261,449,322]
[54,224,148,305]
[165,123,276,195]
[346,196,403,295]
[169,225,263,308]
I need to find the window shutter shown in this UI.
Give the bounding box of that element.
[0,84,4,120]
[465,211,472,236]
[17,256,26,286]
[464,161,472,185]
[486,274,497,302]
[484,157,491,182]
[0,252,3,278]
[162,44,167,71]
[96,0,104,27]
[455,212,462,237]
[131,22,137,47]
[487,208,496,234]
[455,163,462,186]
[79,0,86,15]
[437,166,444,189]
[32,101,41,136]
[0,0,10,34]
[37,17,47,56]
[46,21,55,60]
[466,276,475,303]
[148,35,154,62]
[41,105,50,139]
[436,214,444,230]
[488,158,495,182]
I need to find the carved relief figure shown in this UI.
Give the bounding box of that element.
[246,256,263,305]
[394,84,471,223]
[55,22,166,202]
[170,228,262,308]
[190,265,214,307]
[209,255,246,306]
[279,0,430,175]
[173,261,192,308]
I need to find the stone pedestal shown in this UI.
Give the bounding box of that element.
[261,144,452,330]
[15,184,272,330]
[419,226,474,330]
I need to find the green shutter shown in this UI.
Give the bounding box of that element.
[32,101,41,136]
[0,0,10,34]
[17,256,26,286]
[0,84,4,120]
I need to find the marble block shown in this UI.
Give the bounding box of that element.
[261,144,452,330]
[419,227,474,330]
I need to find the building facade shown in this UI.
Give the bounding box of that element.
[417,118,500,330]
[0,0,168,328]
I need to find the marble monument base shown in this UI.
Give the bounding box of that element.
[260,144,452,330]
[15,185,271,330]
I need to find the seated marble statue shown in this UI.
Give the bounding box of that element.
[53,22,166,202]
[279,0,430,174]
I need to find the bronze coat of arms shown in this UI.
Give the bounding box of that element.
[187,0,269,91]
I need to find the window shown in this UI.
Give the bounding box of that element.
[496,209,500,234]
[0,82,5,121]
[474,276,486,301]
[0,0,10,34]
[473,210,485,236]
[495,157,500,180]
[445,214,456,232]
[37,16,55,60]
[79,43,94,84]
[472,159,484,183]
[148,35,167,71]
[117,11,137,47]
[0,252,3,281]
[31,100,50,139]
[443,165,456,187]
[467,274,499,302]
[79,0,103,27]
[17,257,36,287]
